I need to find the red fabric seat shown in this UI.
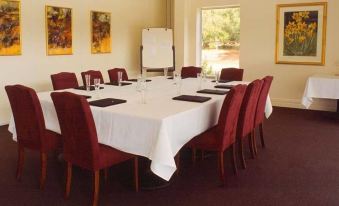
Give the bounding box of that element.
[236,79,263,169]
[50,72,79,90]
[107,68,129,82]
[254,76,274,149]
[181,66,202,78]
[5,85,61,190]
[186,84,247,185]
[220,68,244,81]
[81,70,104,85]
[51,91,138,206]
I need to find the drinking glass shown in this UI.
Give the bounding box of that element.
[142,68,147,79]
[94,78,100,90]
[174,74,182,95]
[197,73,202,90]
[117,71,123,86]
[164,68,168,78]
[136,76,147,104]
[214,70,220,85]
[85,74,91,91]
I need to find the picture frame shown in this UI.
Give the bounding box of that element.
[45,5,72,55]
[275,2,327,65]
[91,11,111,54]
[0,0,21,56]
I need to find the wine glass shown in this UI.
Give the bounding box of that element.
[85,74,91,91]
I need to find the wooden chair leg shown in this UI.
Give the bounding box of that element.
[259,123,266,148]
[252,131,258,156]
[175,153,180,174]
[93,171,100,206]
[218,151,225,186]
[40,152,47,190]
[231,144,237,175]
[16,145,24,181]
[104,168,108,183]
[239,138,246,169]
[134,157,139,192]
[65,162,72,199]
[248,134,255,159]
[192,148,196,164]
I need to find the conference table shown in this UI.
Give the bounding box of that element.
[8,76,273,181]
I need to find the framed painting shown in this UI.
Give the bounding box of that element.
[275,2,327,65]
[91,11,111,54]
[45,6,72,55]
[0,0,21,55]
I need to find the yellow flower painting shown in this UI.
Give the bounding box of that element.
[0,0,21,56]
[283,11,318,56]
[91,11,111,54]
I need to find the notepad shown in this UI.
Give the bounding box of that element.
[172,95,211,103]
[214,85,234,89]
[89,98,127,107]
[197,89,228,95]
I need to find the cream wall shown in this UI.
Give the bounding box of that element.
[174,0,339,111]
[0,0,167,125]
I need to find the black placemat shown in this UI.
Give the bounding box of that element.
[127,79,152,82]
[214,85,234,89]
[74,86,104,91]
[89,98,127,107]
[172,95,211,103]
[197,89,228,95]
[211,80,232,83]
[104,82,132,86]
[167,77,174,80]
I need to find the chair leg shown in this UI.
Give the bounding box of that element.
[40,152,47,190]
[175,153,180,174]
[192,148,196,164]
[231,143,237,175]
[252,131,258,156]
[65,162,72,199]
[239,138,246,169]
[134,157,139,192]
[218,151,225,186]
[259,123,266,148]
[92,171,100,206]
[248,134,255,159]
[16,145,24,181]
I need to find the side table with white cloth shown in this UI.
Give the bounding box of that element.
[302,74,339,112]
[8,76,273,181]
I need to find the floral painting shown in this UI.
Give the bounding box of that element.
[46,6,72,55]
[91,11,111,54]
[276,3,327,65]
[0,0,21,55]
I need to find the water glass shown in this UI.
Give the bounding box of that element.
[197,73,202,90]
[85,74,91,91]
[174,74,182,95]
[136,77,147,104]
[215,70,220,85]
[94,78,100,90]
[142,68,147,79]
[164,68,168,78]
[117,71,123,86]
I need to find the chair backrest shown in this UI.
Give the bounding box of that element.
[254,76,274,126]
[51,92,100,171]
[51,72,79,90]
[220,68,244,81]
[81,70,104,85]
[236,79,263,138]
[181,66,202,78]
[5,85,45,150]
[216,84,247,151]
[107,68,129,82]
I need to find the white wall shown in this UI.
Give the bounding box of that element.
[174,0,339,111]
[0,0,166,125]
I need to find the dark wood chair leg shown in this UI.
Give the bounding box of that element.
[231,144,237,175]
[104,168,108,183]
[252,131,258,156]
[239,138,246,169]
[134,157,139,192]
[218,151,225,186]
[248,134,255,159]
[175,153,180,174]
[192,148,196,164]
[93,171,100,206]
[40,152,47,190]
[65,162,72,199]
[259,123,265,148]
[16,145,24,181]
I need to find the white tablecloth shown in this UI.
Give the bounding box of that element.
[8,77,273,181]
[302,74,339,108]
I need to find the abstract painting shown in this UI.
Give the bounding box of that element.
[91,11,111,54]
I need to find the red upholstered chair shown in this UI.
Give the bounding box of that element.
[5,85,61,189]
[51,92,138,206]
[81,70,104,85]
[181,66,202,78]
[253,76,273,151]
[220,68,244,81]
[51,72,79,90]
[107,68,129,82]
[186,84,247,185]
[236,79,263,169]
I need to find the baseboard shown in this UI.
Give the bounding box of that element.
[271,98,337,112]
